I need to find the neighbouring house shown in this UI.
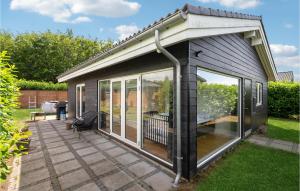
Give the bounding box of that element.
[57,4,278,181]
[277,71,294,82]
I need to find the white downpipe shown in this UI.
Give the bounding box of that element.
[155,29,182,187]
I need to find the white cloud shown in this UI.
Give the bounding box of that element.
[71,16,92,24]
[10,0,141,23]
[274,55,300,68]
[115,24,139,40]
[197,0,261,9]
[270,44,298,56]
[284,23,294,29]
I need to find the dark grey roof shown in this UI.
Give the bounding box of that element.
[58,4,262,80]
[277,71,294,82]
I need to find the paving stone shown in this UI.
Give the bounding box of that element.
[269,142,292,151]
[106,147,127,157]
[82,152,106,164]
[46,141,65,149]
[22,151,44,163]
[50,152,75,164]
[54,159,82,175]
[43,137,63,144]
[126,184,146,191]
[144,172,173,191]
[128,161,155,177]
[247,138,268,145]
[20,180,53,191]
[115,153,139,166]
[67,138,81,144]
[20,168,50,187]
[48,145,69,155]
[102,171,133,190]
[72,142,92,150]
[21,158,46,174]
[85,134,102,140]
[96,142,116,150]
[90,160,117,176]
[76,147,98,156]
[58,169,90,190]
[272,139,294,146]
[90,138,108,144]
[63,134,79,139]
[42,133,59,139]
[74,182,101,191]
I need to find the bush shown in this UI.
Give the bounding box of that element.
[268,81,300,118]
[17,79,67,91]
[0,51,30,182]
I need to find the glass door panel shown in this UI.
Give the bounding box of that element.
[112,81,121,136]
[125,79,137,143]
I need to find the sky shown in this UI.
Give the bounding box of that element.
[1,0,299,80]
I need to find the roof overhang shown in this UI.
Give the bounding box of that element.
[58,12,277,82]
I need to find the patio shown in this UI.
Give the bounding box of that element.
[12,120,175,191]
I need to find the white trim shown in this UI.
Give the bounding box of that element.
[58,14,277,82]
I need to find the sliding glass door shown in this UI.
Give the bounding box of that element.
[109,76,140,145]
[125,79,138,143]
[112,81,122,136]
[98,69,174,164]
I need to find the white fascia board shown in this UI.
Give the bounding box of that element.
[58,13,277,82]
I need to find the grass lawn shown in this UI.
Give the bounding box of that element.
[267,117,300,143]
[197,142,299,191]
[12,108,41,128]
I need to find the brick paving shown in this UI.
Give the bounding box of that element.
[10,120,175,191]
[247,135,300,154]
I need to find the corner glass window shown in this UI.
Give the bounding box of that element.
[142,69,174,163]
[256,83,263,106]
[76,84,85,118]
[196,68,241,163]
[99,80,110,133]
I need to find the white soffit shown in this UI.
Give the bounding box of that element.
[58,13,277,82]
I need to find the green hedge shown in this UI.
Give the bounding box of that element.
[268,82,300,118]
[17,79,67,91]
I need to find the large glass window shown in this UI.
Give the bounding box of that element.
[99,80,110,133]
[197,68,240,163]
[142,69,174,163]
[76,84,85,118]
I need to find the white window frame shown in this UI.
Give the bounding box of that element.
[256,82,263,106]
[76,83,85,118]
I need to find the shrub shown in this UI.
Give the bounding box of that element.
[268,81,300,118]
[0,51,29,182]
[17,79,67,91]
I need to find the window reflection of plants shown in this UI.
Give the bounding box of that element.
[197,82,238,119]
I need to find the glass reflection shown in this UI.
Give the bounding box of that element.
[197,68,240,162]
[142,69,174,163]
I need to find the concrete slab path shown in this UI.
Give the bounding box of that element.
[247,135,300,154]
[8,120,176,191]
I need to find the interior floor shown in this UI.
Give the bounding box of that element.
[197,133,234,161]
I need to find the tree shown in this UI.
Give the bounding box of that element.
[0,30,112,82]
